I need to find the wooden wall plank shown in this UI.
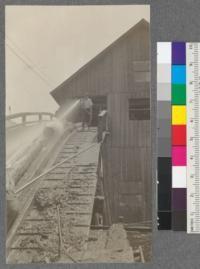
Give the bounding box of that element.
[54,21,150,223]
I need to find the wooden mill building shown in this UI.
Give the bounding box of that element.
[51,19,151,223]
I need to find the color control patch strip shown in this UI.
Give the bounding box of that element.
[158,42,200,233]
[171,42,187,231]
[157,42,187,230]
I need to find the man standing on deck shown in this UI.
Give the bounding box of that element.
[80,95,93,130]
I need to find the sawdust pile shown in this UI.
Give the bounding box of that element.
[82,224,134,262]
[34,188,69,210]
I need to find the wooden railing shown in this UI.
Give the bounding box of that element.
[6,112,55,128]
[96,109,112,225]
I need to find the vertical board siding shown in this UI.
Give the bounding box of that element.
[52,21,150,222]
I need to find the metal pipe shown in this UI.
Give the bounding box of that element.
[139,246,145,263]
[57,204,77,263]
[57,205,62,258]
[14,143,97,194]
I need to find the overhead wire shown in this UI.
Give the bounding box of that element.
[6,35,56,89]
[5,35,59,114]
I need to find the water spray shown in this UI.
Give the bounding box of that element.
[43,99,80,138]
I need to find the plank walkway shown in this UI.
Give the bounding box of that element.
[7,128,100,263]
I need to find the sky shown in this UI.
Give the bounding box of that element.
[5,5,150,115]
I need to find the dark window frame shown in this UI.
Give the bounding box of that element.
[129,98,150,120]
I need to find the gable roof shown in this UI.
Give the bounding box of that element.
[51,19,149,104]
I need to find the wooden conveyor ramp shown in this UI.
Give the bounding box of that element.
[7,128,100,263]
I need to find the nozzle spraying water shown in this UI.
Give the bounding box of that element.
[59,99,80,122]
[43,99,81,138]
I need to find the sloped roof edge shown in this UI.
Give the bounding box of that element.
[50,19,149,103]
